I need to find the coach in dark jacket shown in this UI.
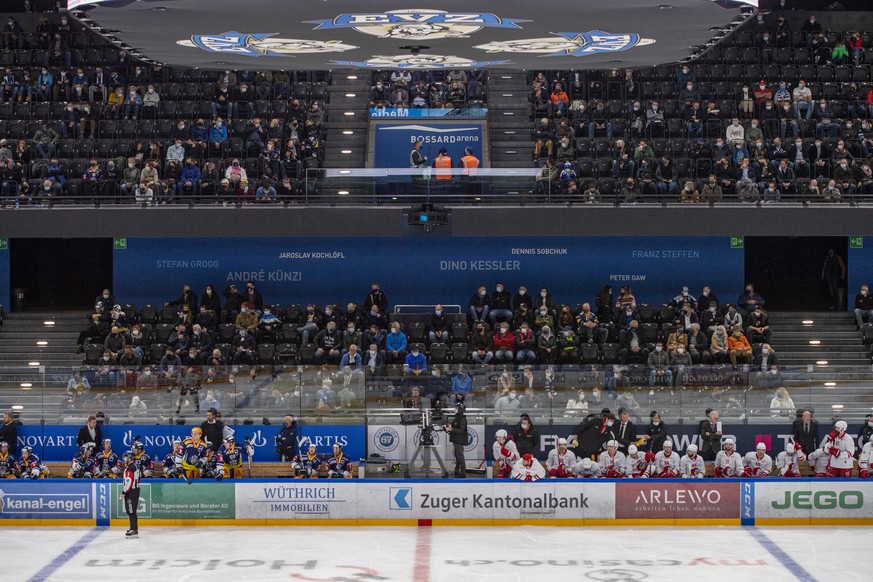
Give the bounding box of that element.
[0,411,19,455]
[511,413,540,458]
[792,409,819,455]
[77,415,103,447]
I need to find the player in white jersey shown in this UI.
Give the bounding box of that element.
[776,441,805,478]
[806,448,829,477]
[492,429,519,478]
[743,442,773,477]
[546,438,578,478]
[821,420,855,478]
[653,439,679,477]
[598,439,626,478]
[713,438,743,477]
[623,444,650,478]
[680,443,705,478]
[511,453,546,481]
[574,457,603,478]
[858,439,873,478]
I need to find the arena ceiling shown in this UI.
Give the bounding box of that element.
[69,0,757,71]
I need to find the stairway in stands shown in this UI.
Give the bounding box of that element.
[768,312,869,368]
[486,71,533,167]
[322,71,370,170]
[0,311,84,422]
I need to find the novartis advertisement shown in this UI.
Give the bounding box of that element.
[235,480,615,521]
[754,481,873,520]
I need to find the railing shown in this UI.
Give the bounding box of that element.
[4,363,872,426]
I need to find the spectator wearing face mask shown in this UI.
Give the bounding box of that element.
[468,285,491,323]
[709,325,729,364]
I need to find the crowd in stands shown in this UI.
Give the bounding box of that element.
[530,14,873,202]
[0,13,330,205]
[368,69,485,111]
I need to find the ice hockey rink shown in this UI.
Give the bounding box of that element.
[7,525,869,582]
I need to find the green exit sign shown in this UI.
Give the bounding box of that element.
[730,236,744,249]
[850,236,863,249]
[0,238,7,250]
[113,237,127,250]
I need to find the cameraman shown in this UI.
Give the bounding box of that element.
[446,394,468,478]
[276,415,298,461]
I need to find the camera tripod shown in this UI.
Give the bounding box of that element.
[405,426,448,479]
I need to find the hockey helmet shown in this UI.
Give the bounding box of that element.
[0,441,7,450]
[557,437,568,446]
[606,439,618,448]
[102,438,112,447]
[21,445,32,455]
[756,442,767,450]
[786,442,796,454]
[687,444,698,453]
[835,420,848,432]
[495,429,508,441]
[191,427,203,437]
[133,441,144,451]
[581,458,593,469]
[662,439,673,448]
[627,444,638,455]
[224,435,234,445]
[723,438,735,448]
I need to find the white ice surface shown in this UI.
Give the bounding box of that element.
[4,526,870,582]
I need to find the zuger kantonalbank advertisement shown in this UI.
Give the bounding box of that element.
[235,481,615,520]
[754,481,872,520]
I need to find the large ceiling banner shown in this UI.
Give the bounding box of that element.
[71,1,755,70]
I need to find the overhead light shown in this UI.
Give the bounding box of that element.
[338,190,349,195]
[27,362,39,367]
[816,360,829,366]
[345,93,356,98]
[831,404,844,410]
[343,112,355,117]
[347,75,358,80]
[802,320,814,325]
[11,405,22,410]
[43,320,55,326]
[825,382,837,387]
[19,383,32,388]
[808,340,821,345]
[341,149,352,154]
[342,130,354,135]
[36,341,48,346]
[339,170,351,174]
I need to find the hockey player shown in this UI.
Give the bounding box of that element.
[17,446,49,479]
[743,442,774,477]
[198,443,221,479]
[492,429,519,478]
[68,442,98,478]
[0,441,17,478]
[95,439,121,478]
[822,420,855,478]
[776,441,805,478]
[512,453,546,481]
[216,435,250,479]
[859,438,873,478]
[181,427,208,479]
[680,444,705,478]
[598,439,626,478]
[806,448,829,477]
[546,438,578,478]
[326,443,353,478]
[713,438,743,477]
[573,457,603,478]
[162,439,184,479]
[292,443,323,478]
[653,439,679,477]
[130,441,154,478]
[623,444,650,478]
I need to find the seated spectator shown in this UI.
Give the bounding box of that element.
[769,386,795,418]
[727,326,753,369]
[515,323,536,364]
[537,326,557,363]
[468,285,490,323]
[470,321,493,364]
[385,322,407,365]
[493,323,515,364]
[648,342,672,388]
[403,345,427,376]
[746,306,772,344]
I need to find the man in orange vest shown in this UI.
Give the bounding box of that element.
[460,147,480,196]
[433,147,453,181]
